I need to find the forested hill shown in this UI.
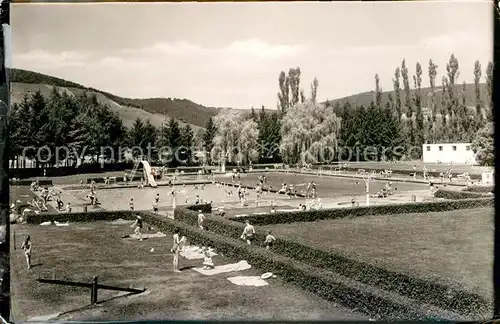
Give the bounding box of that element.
[325,83,489,114]
[8,68,222,129]
[8,68,489,129]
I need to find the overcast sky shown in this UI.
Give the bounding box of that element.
[11,1,493,109]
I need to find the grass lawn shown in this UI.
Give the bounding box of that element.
[10,222,367,321]
[266,208,493,299]
[223,172,428,198]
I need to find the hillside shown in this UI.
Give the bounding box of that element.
[8,68,223,128]
[325,83,489,114]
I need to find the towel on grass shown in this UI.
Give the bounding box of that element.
[234,214,249,217]
[55,221,69,227]
[193,260,251,276]
[109,218,134,225]
[227,276,269,287]
[253,212,268,215]
[180,246,217,260]
[40,221,51,226]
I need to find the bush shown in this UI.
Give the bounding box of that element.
[434,189,490,200]
[227,198,494,226]
[463,185,494,193]
[25,210,137,224]
[173,205,490,317]
[10,179,53,186]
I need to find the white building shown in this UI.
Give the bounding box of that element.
[422,143,477,165]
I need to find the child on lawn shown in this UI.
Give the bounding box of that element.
[21,235,32,269]
[264,230,276,250]
[202,247,215,270]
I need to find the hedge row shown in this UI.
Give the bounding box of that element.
[140,211,447,320]
[434,189,491,200]
[25,210,138,224]
[174,206,490,317]
[10,179,53,186]
[9,162,134,179]
[463,185,495,193]
[227,198,494,225]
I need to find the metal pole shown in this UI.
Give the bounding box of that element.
[91,276,98,304]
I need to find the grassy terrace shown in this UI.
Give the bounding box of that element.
[266,207,493,299]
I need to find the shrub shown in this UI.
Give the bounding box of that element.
[173,205,491,317]
[25,210,137,224]
[10,179,53,186]
[463,185,494,193]
[228,198,494,225]
[434,189,490,200]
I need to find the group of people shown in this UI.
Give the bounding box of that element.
[277,181,317,199]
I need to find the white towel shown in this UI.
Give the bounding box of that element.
[40,221,51,226]
[234,214,249,217]
[129,232,166,239]
[227,276,269,287]
[253,212,268,215]
[193,260,251,276]
[54,221,69,227]
[180,247,217,260]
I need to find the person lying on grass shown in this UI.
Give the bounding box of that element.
[240,220,256,245]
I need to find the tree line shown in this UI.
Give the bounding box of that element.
[8,54,494,168]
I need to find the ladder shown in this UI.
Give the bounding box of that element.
[129,155,144,180]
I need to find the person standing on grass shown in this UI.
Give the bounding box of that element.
[129,198,135,211]
[131,215,143,241]
[311,181,317,198]
[240,220,255,245]
[65,202,72,213]
[21,236,32,269]
[198,210,206,230]
[152,199,159,213]
[264,230,276,250]
[171,228,183,272]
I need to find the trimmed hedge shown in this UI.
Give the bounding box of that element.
[463,185,494,193]
[186,203,213,214]
[174,205,490,317]
[25,210,138,224]
[10,179,53,186]
[434,189,491,200]
[227,198,494,226]
[9,162,133,179]
[139,211,445,320]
